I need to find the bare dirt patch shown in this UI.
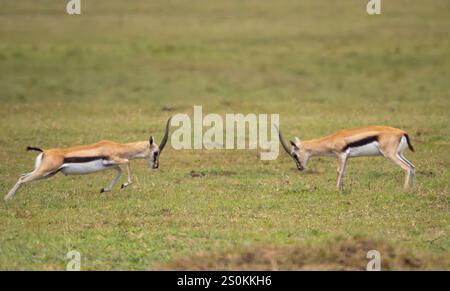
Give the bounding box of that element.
[190,171,206,178]
[159,236,449,270]
[189,170,237,178]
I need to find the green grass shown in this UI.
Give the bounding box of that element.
[0,0,449,270]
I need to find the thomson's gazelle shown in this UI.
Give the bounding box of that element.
[5,118,172,201]
[276,125,416,190]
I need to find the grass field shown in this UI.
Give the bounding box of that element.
[0,0,449,270]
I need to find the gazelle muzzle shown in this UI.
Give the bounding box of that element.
[292,153,304,171]
[149,117,172,170]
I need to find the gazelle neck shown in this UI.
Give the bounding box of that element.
[302,138,334,157]
[121,141,149,160]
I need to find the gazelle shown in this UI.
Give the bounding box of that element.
[4,118,172,201]
[275,125,416,190]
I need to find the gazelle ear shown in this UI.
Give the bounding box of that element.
[294,137,300,143]
[149,136,154,145]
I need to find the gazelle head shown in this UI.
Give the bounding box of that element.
[275,126,305,171]
[147,117,172,169]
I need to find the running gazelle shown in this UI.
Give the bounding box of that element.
[4,118,172,201]
[275,125,416,190]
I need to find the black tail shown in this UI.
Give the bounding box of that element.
[26,146,43,152]
[404,134,414,152]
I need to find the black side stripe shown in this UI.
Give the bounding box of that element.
[343,135,379,151]
[63,156,108,164]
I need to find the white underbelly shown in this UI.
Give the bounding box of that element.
[60,160,113,175]
[347,142,381,157]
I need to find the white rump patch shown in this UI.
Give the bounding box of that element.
[34,153,44,169]
[397,136,408,153]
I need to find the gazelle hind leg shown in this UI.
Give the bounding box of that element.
[100,166,121,193]
[5,174,31,201]
[4,169,54,201]
[386,153,413,190]
[399,154,415,188]
[380,136,414,190]
[396,135,415,189]
[4,153,59,201]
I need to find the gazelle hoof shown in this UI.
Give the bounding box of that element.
[100,188,111,193]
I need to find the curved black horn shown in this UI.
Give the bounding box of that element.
[158,117,172,152]
[274,125,293,158]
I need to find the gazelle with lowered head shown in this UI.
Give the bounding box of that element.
[275,125,416,190]
[4,117,172,201]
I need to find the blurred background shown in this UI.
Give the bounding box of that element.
[0,0,448,270]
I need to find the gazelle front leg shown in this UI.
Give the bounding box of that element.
[100,156,130,192]
[121,164,133,189]
[100,166,122,193]
[336,152,349,191]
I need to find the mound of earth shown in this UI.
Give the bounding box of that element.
[159,236,449,271]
